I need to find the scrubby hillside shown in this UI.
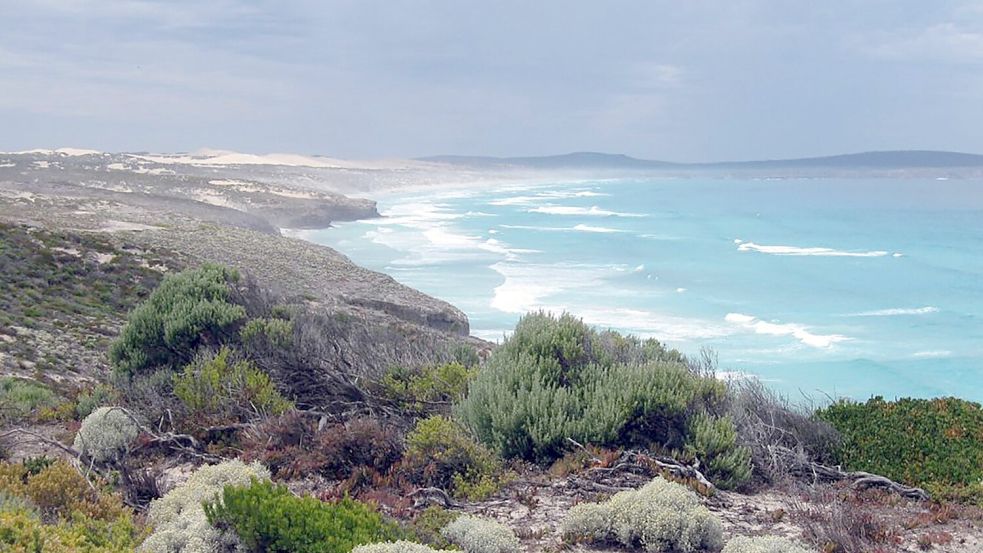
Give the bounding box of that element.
[1,177,982,552]
[2,255,982,551]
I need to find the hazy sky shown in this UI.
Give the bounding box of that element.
[3,1,982,160]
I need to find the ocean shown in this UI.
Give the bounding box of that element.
[305,177,983,402]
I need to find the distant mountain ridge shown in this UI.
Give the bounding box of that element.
[421,150,983,170]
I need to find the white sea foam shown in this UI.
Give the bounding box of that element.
[527,205,646,217]
[912,350,953,358]
[849,306,939,317]
[489,196,540,206]
[499,224,626,233]
[489,262,611,313]
[576,307,734,342]
[572,224,623,233]
[489,190,608,207]
[536,190,609,199]
[725,313,849,348]
[737,241,889,257]
[488,261,731,342]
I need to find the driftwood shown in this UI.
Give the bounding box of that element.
[785,454,930,501]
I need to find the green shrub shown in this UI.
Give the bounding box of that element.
[110,264,247,375]
[403,416,504,501]
[455,313,740,486]
[685,414,752,490]
[204,479,404,553]
[142,459,270,553]
[0,459,129,523]
[75,384,117,419]
[440,515,520,553]
[21,457,54,477]
[410,506,460,549]
[381,362,475,414]
[561,477,724,553]
[0,377,58,422]
[819,396,983,500]
[73,406,141,463]
[173,347,291,427]
[722,536,813,553]
[0,507,140,553]
[240,317,293,350]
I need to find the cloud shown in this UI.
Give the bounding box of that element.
[862,23,983,64]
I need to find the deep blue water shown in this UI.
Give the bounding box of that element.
[305,177,983,401]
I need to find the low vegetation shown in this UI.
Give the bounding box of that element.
[820,396,983,502]
[0,223,168,376]
[0,377,58,424]
[110,263,248,375]
[722,536,813,553]
[455,312,750,488]
[141,459,270,553]
[204,479,406,553]
[0,458,139,552]
[440,515,520,553]
[73,405,141,463]
[561,477,725,552]
[402,415,505,501]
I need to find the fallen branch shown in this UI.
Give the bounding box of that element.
[777,447,929,501]
[583,450,717,496]
[0,427,81,459]
[408,486,462,508]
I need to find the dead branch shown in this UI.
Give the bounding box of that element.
[408,486,462,508]
[777,447,929,501]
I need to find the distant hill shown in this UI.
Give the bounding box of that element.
[420,150,983,170]
[421,152,678,169]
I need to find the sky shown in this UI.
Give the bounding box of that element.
[2,1,983,161]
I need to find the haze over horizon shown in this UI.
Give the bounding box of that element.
[4,1,983,161]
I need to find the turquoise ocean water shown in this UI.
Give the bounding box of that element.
[307,178,983,401]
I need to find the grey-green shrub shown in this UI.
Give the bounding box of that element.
[686,413,752,490]
[110,263,247,375]
[440,515,520,553]
[0,377,58,422]
[353,542,453,553]
[561,477,724,553]
[75,384,116,419]
[140,459,270,553]
[722,536,814,553]
[455,312,748,488]
[73,406,140,463]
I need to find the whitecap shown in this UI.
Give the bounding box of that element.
[912,350,952,358]
[724,313,850,349]
[572,224,624,233]
[499,224,626,233]
[527,205,646,217]
[489,196,540,206]
[535,190,610,199]
[849,306,939,317]
[737,241,888,257]
[489,262,612,313]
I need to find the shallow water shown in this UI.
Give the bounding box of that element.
[306,177,983,401]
